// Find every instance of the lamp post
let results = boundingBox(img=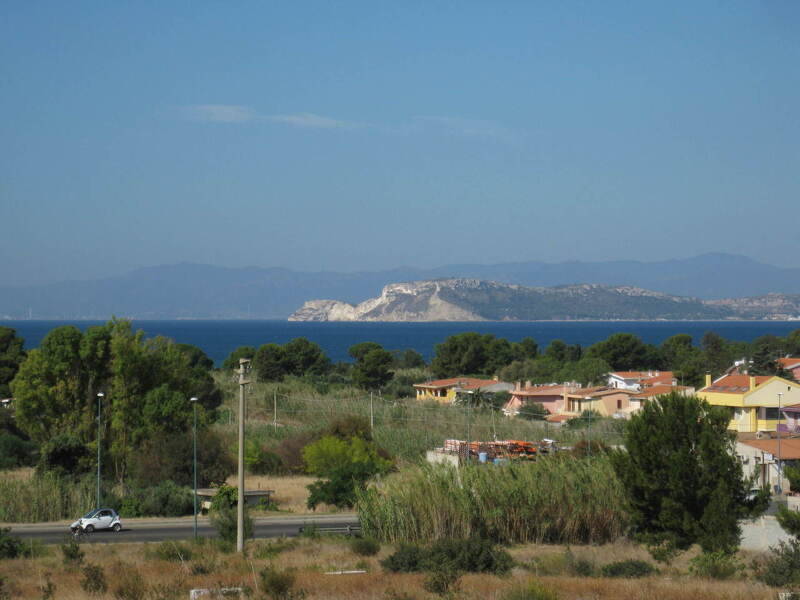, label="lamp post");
[190,397,198,540]
[778,392,784,493]
[96,392,104,510]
